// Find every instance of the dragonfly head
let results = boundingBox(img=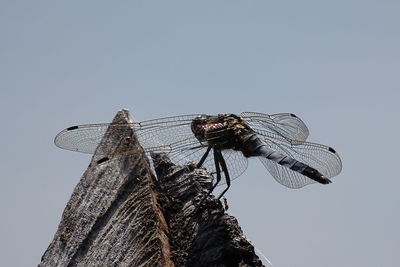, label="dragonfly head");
[191,115,212,141]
